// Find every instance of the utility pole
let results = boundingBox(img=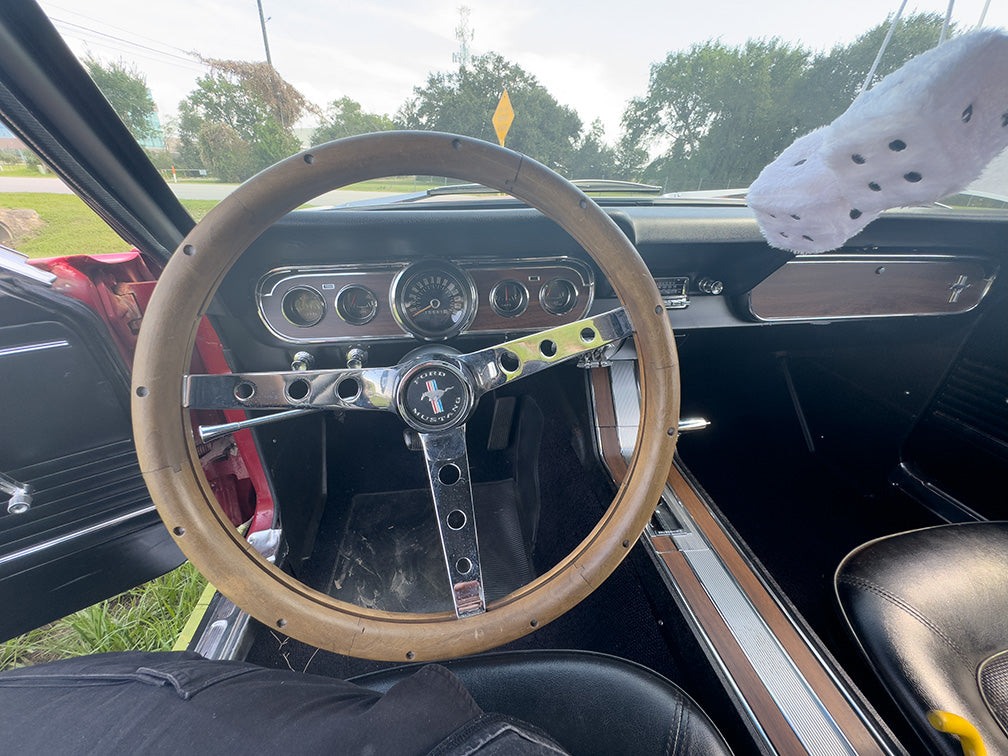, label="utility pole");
[256,0,273,67]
